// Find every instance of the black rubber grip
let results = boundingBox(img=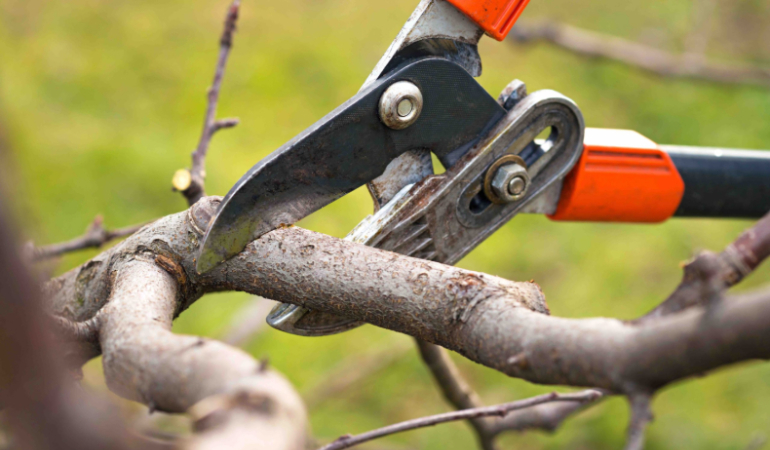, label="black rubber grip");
[663,146,770,219]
